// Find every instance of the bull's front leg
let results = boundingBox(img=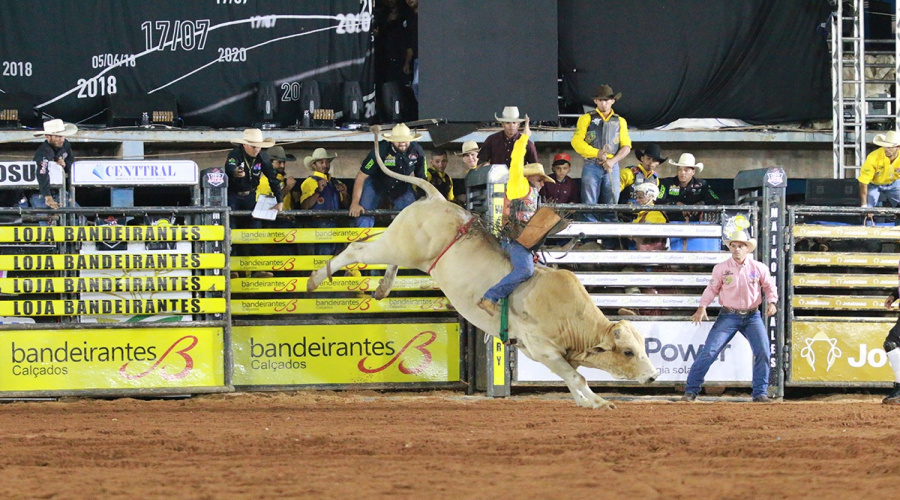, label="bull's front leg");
[308,240,394,292]
[529,345,615,409]
[373,265,399,300]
